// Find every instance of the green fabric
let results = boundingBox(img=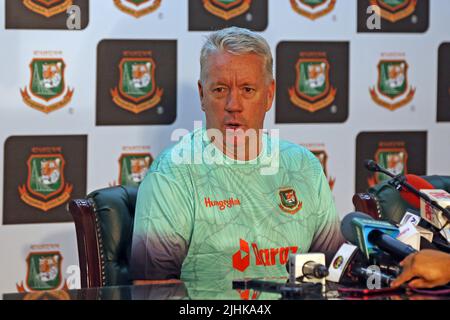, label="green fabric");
[131,128,343,283]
